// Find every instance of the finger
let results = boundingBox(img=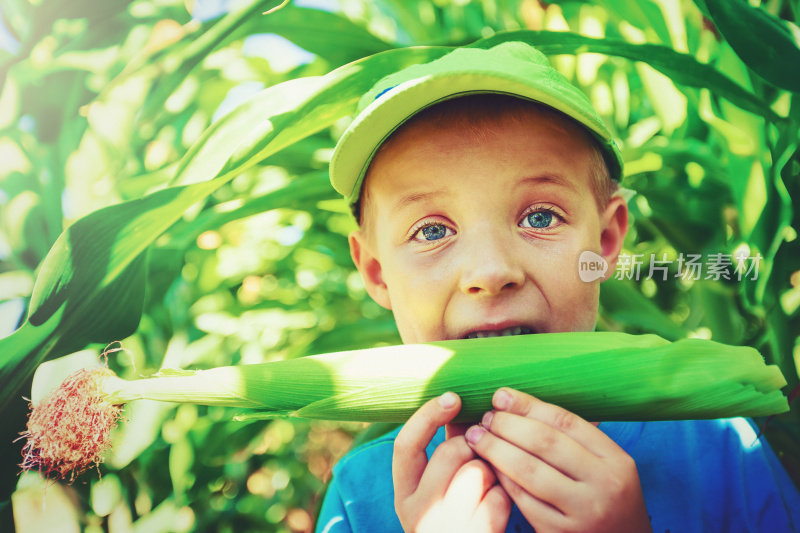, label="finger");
[494,468,567,531]
[473,484,511,531]
[393,392,461,500]
[482,410,597,480]
[442,458,497,512]
[492,388,620,457]
[465,424,577,511]
[415,436,475,500]
[445,422,470,440]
